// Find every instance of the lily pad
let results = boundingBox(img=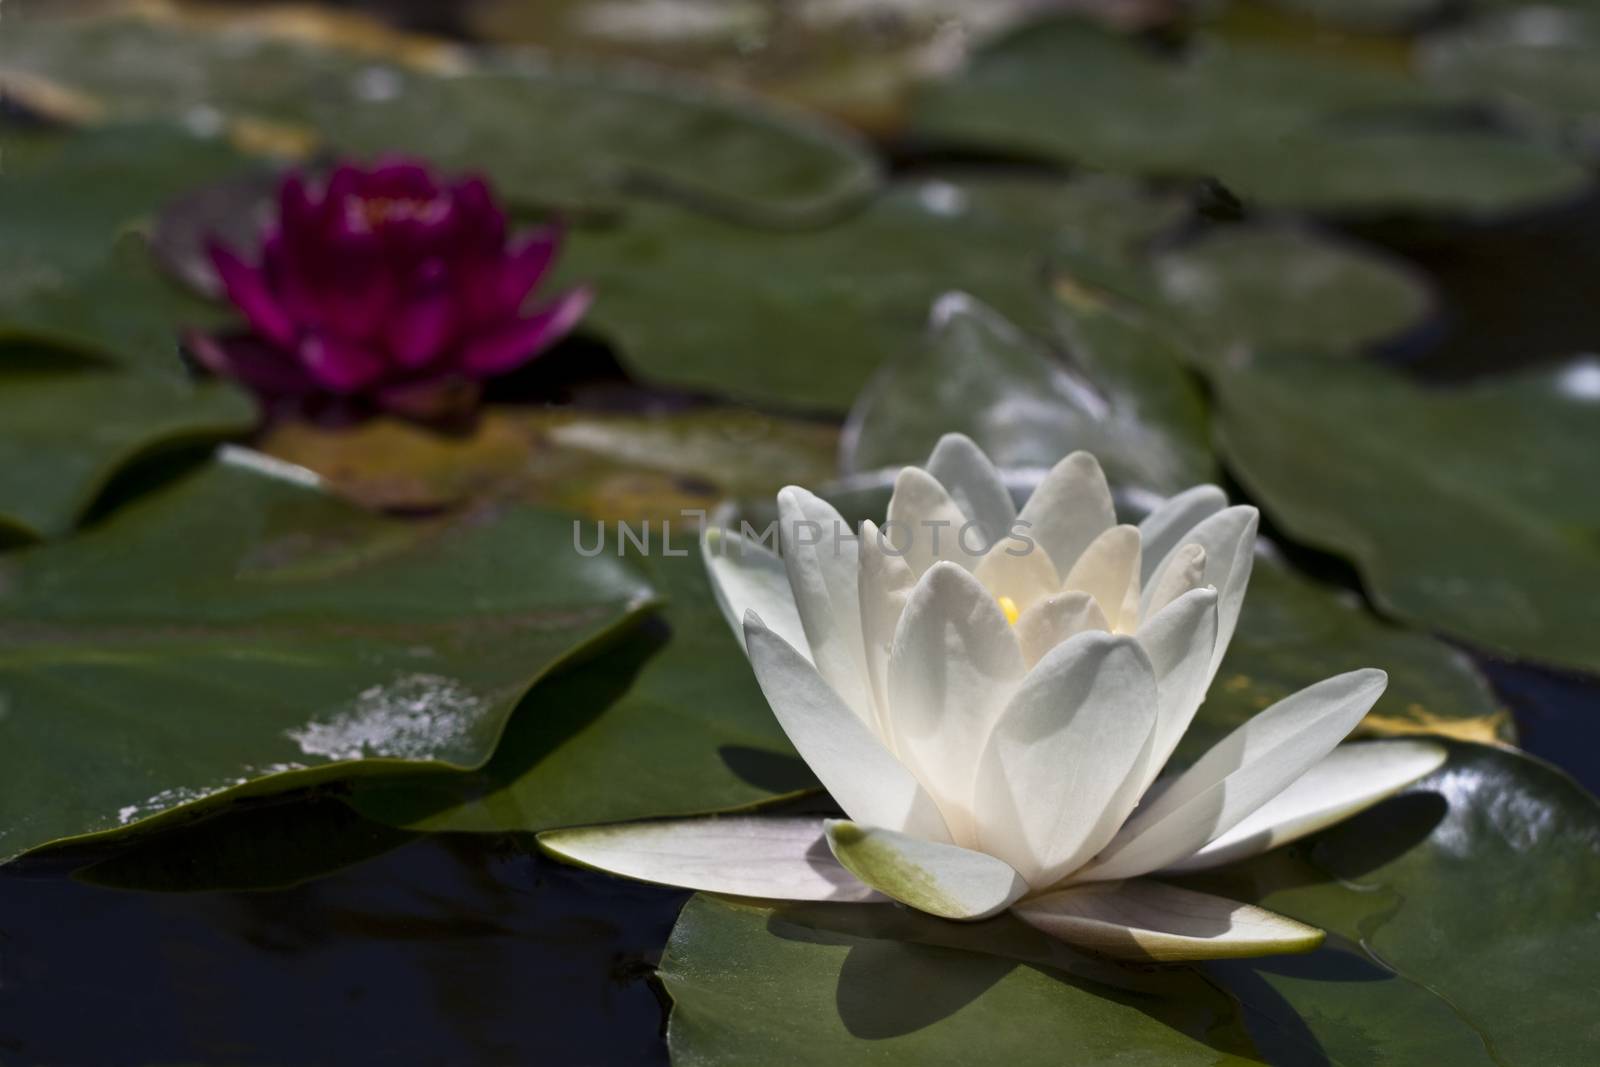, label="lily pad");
[1421,8,1600,157]
[0,7,879,224]
[464,0,1072,132]
[912,18,1589,215]
[841,291,1215,493]
[1190,551,1511,760]
[1151,225,1434,358]
[1213,353,1600,674]
[1187,743,1600,1065]
[260,407,837,516]
[660,744,1596,1064]
[345,550,813,834]
[559,173,1189,411]
[0,351,255,542]
[0,124,250,372]
[0,451,653,863]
